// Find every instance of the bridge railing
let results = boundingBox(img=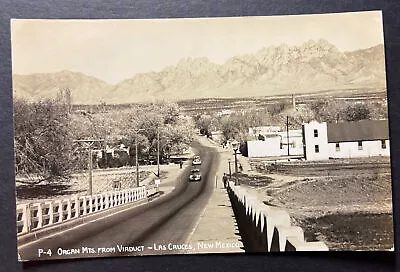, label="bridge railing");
[227,181,328,252]
[16,186,149,236]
